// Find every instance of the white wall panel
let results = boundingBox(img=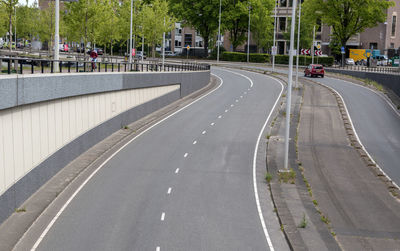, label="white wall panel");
[0,116,4,194]
[0,84,179,196]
